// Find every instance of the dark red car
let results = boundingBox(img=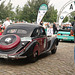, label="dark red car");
[0,23,58,62]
